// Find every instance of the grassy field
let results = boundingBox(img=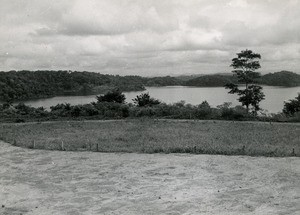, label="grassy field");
[0,119,299,157]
